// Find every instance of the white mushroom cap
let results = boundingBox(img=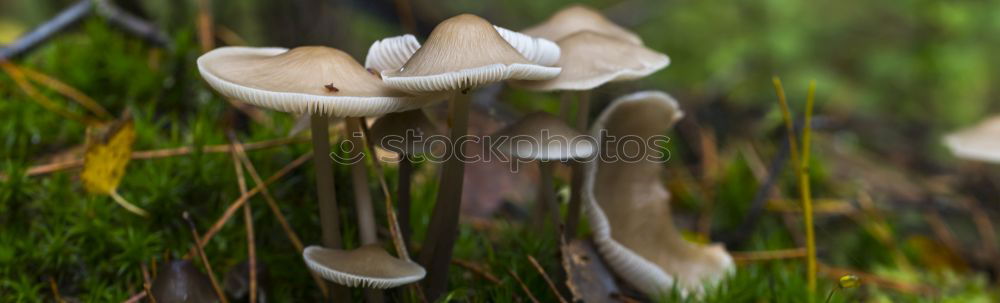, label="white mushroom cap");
[513,31,669,91]
[369,109,443,155]
[944,115,1000,163]
[522,4,643,45]
[365,27,560,73]
[584,91,733,297]
[381,14,561,93]
[491,111,594,161]
[303,245,426,289]
[197,46,437,117]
